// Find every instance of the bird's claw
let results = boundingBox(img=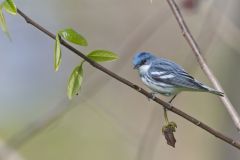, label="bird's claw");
[148,92,157,101]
